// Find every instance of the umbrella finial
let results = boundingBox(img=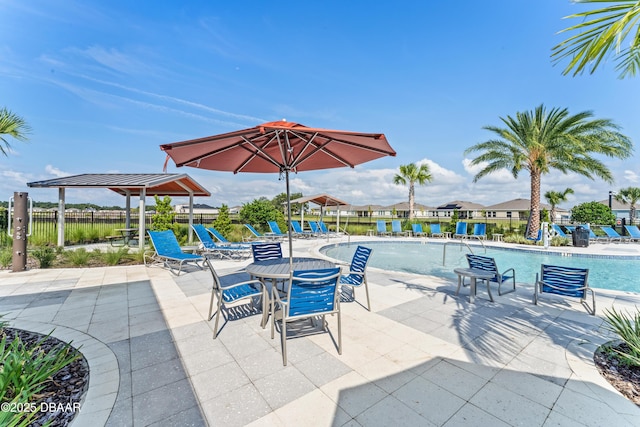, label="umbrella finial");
[282,118,287,122]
